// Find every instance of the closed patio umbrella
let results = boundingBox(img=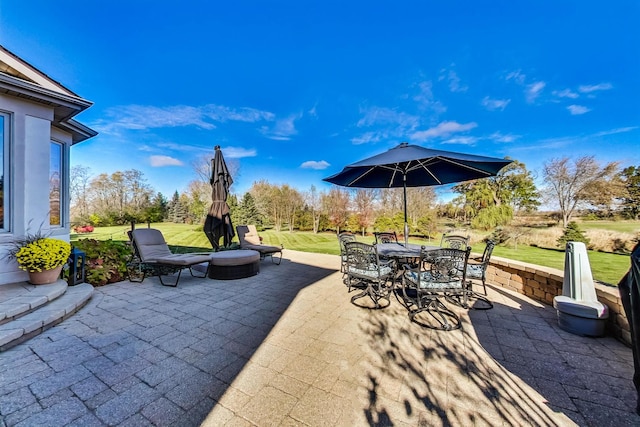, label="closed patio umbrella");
[323,142,513,244]
[204,146,235,250]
